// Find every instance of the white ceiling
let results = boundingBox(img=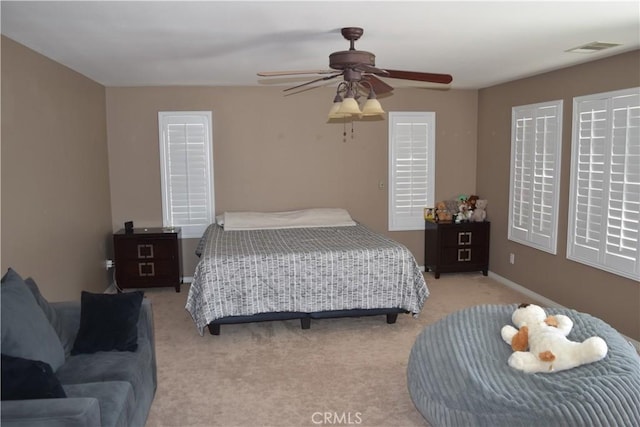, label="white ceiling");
[1,1,639,90]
